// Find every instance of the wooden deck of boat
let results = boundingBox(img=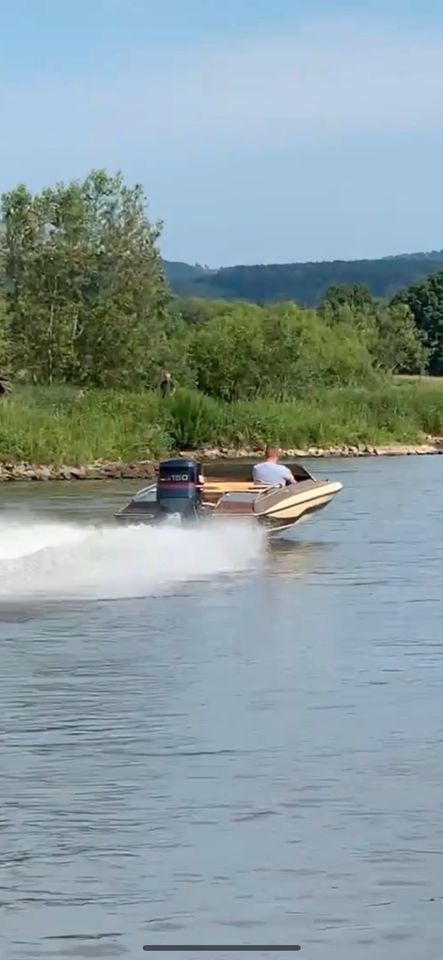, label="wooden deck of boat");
[203,480,266,489]
[203,480,267,498]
